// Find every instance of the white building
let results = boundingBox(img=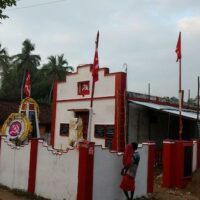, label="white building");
[50,64,126,151]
